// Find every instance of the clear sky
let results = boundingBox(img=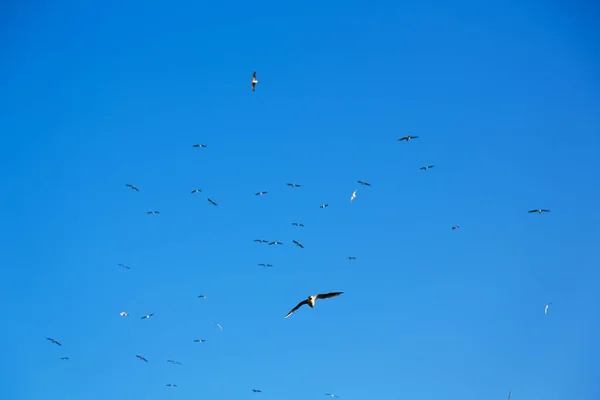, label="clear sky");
[1,1,599,399]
